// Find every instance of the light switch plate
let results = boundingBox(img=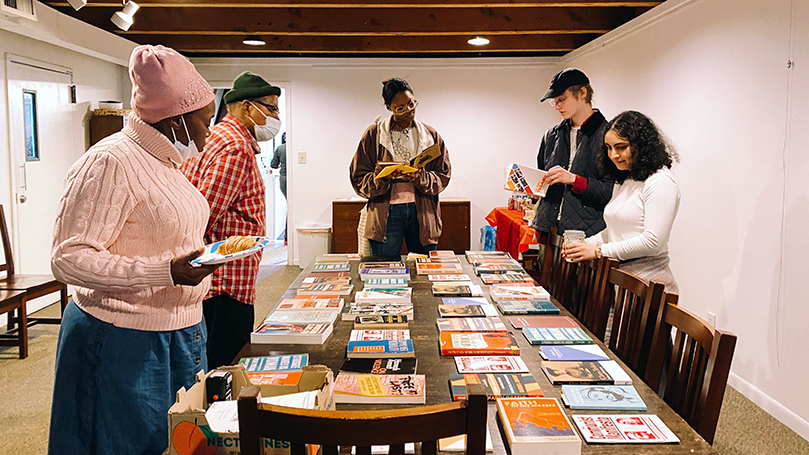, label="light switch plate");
[298,150,307,164]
